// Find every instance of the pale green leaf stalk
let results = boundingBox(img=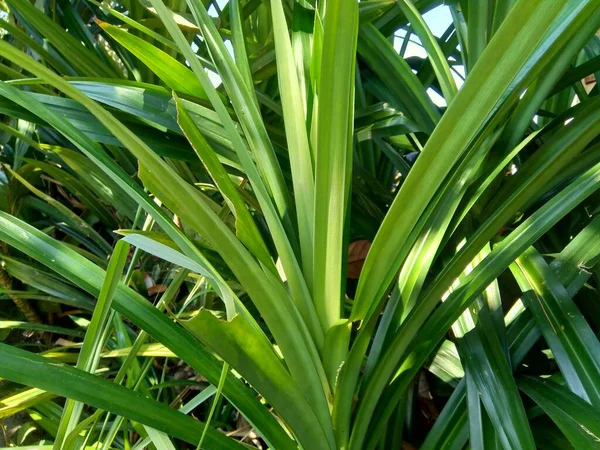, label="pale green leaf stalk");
[271,0,316,291]
[313,0,359,332]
